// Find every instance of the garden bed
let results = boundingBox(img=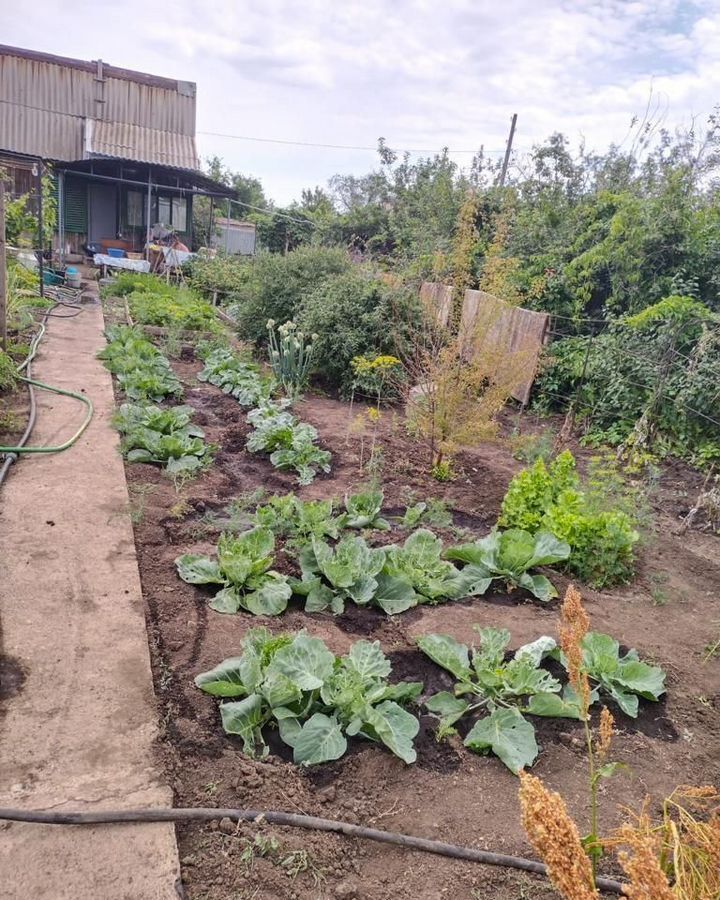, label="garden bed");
[114,339,720,900]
